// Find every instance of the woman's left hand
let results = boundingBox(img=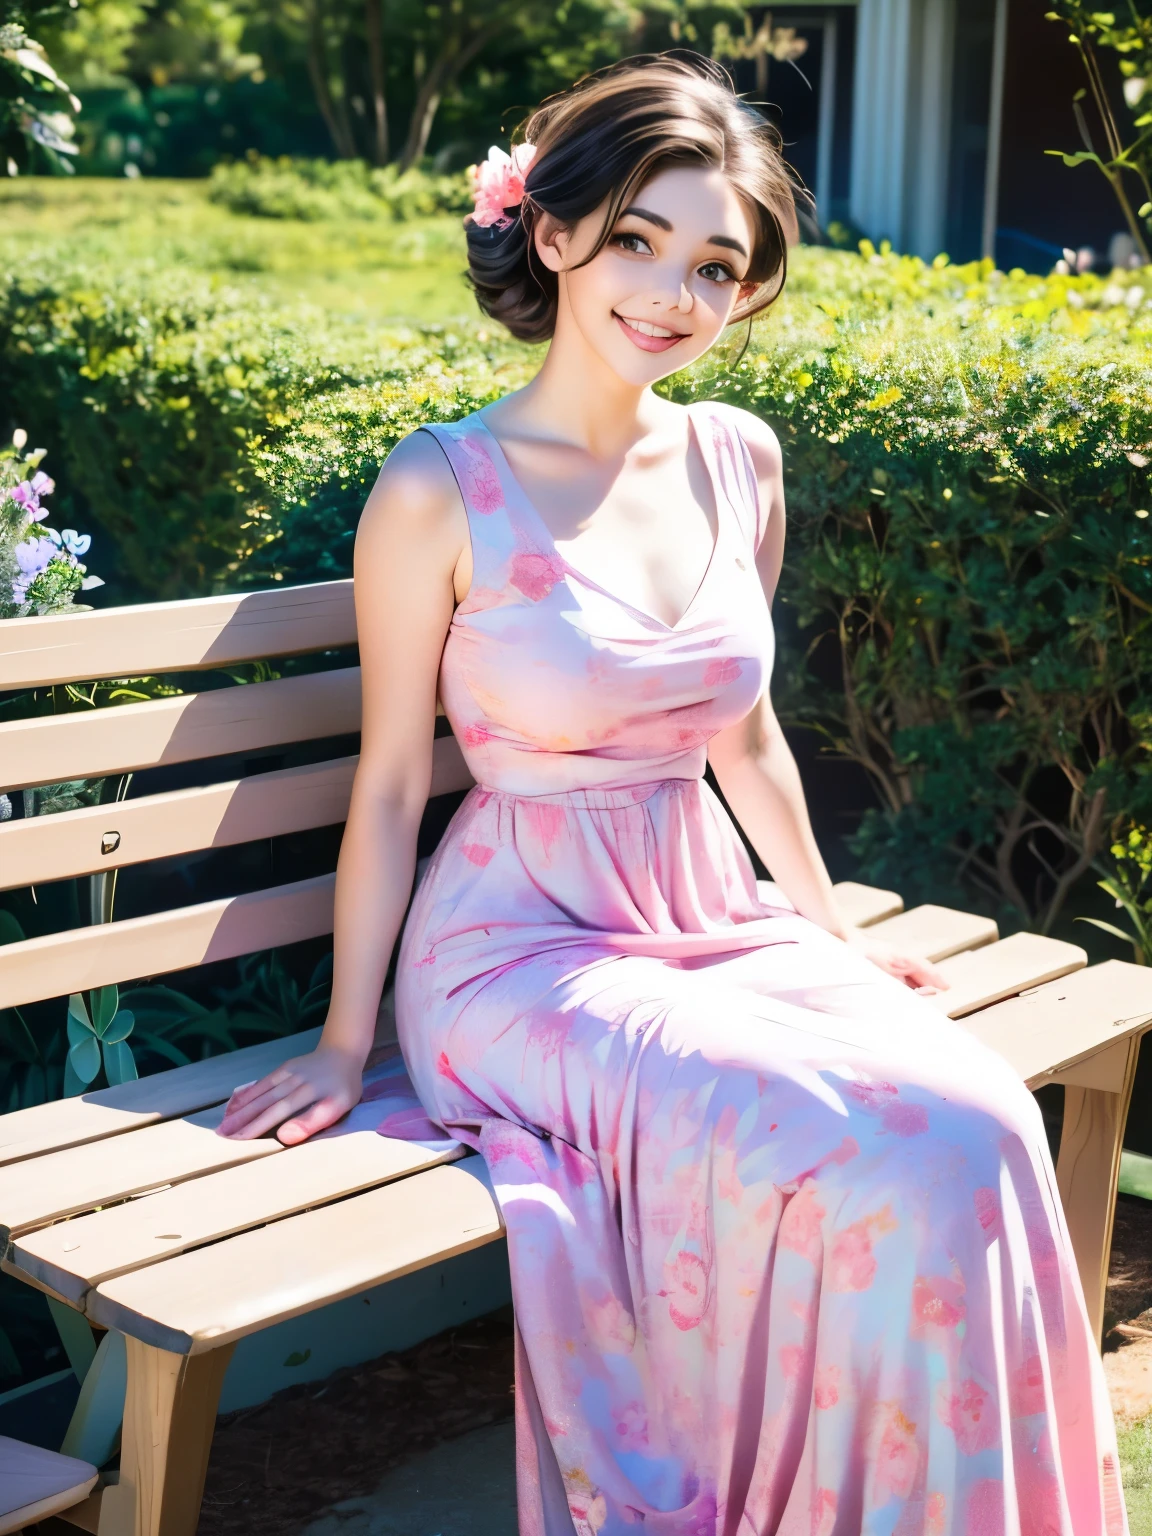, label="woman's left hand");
[845,930,950,993]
